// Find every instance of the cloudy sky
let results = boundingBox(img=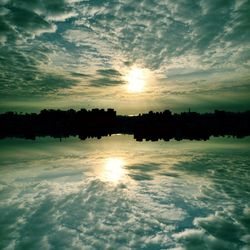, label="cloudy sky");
[0,0,250,114]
